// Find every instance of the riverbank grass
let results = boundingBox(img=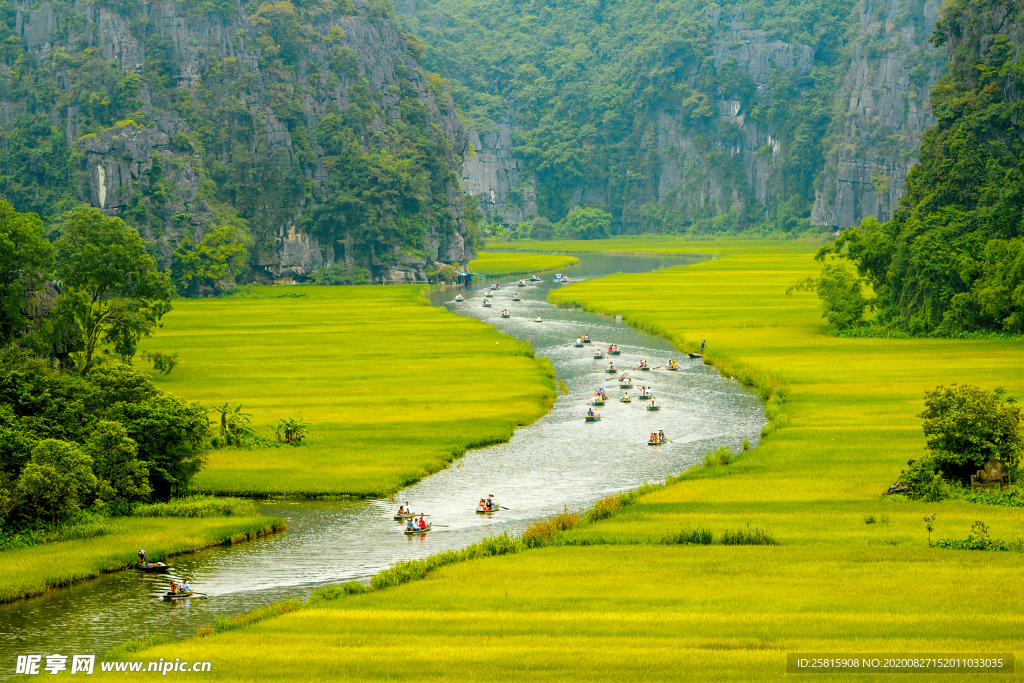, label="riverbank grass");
[468,251,580,277]
[139,285,555,497]
[0,514,284,603]
[106,240,1024,679]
